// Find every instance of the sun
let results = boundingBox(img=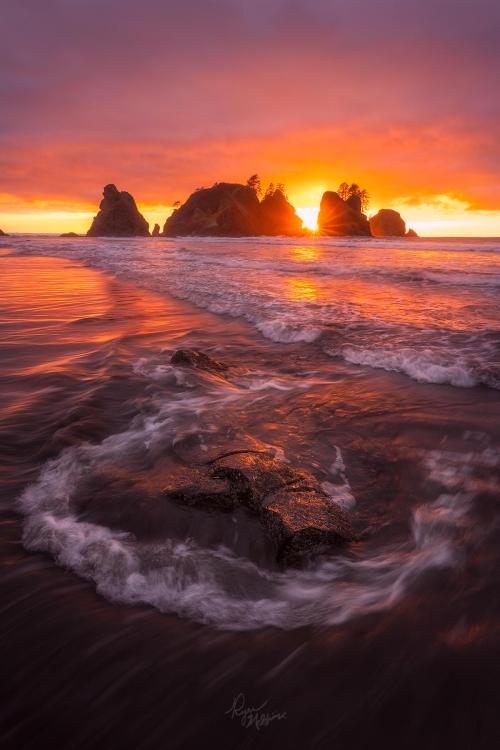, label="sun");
[296,206,320,231]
